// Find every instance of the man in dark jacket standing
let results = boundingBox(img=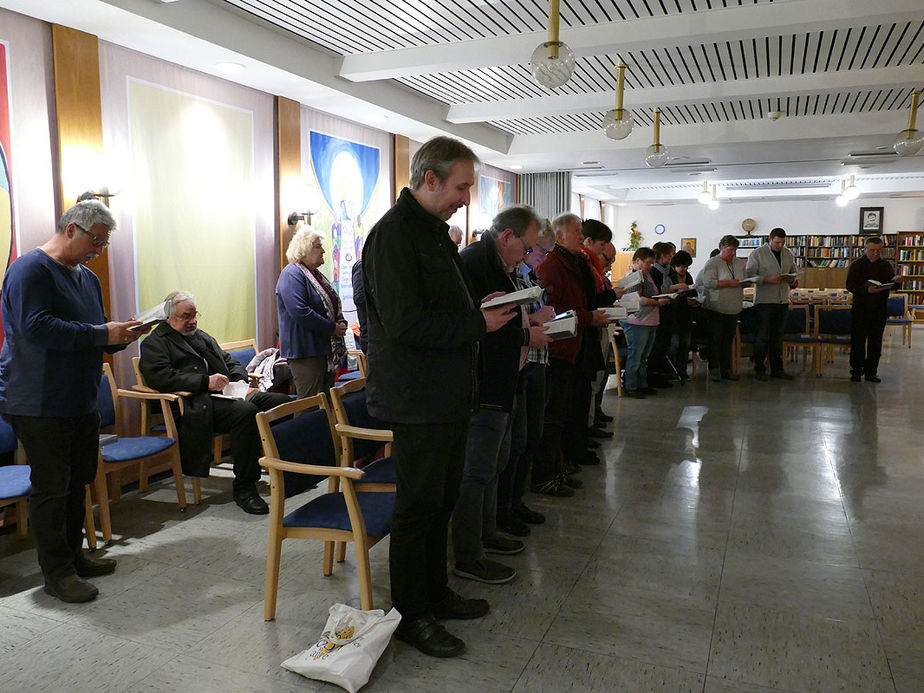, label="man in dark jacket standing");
[362,136,514,658]
[452,205,552,586]
[846,236,898,382]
